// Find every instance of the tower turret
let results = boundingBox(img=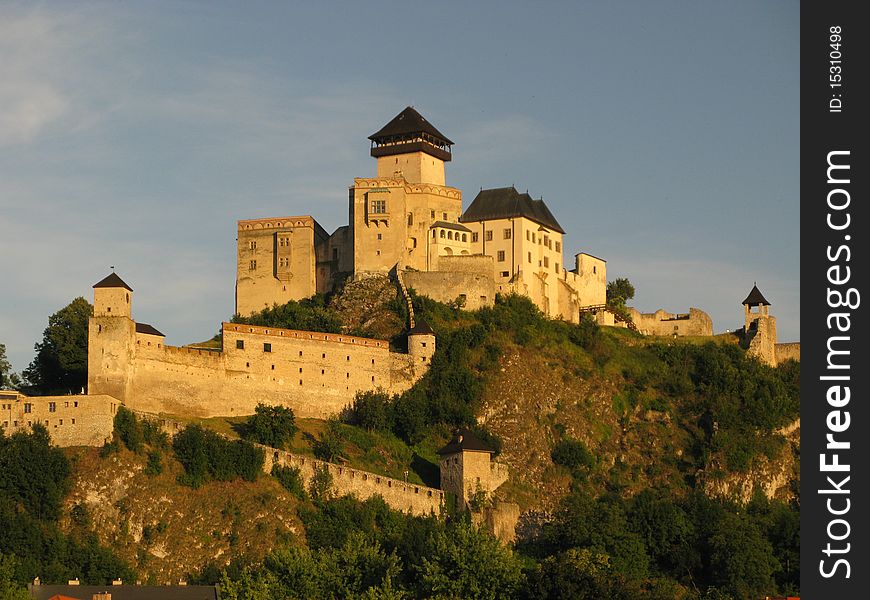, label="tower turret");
[742,283,771,332]
[93,272,133,317]
[407,319,436,366]
[88,272,135,400]
[368,106,453,185]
